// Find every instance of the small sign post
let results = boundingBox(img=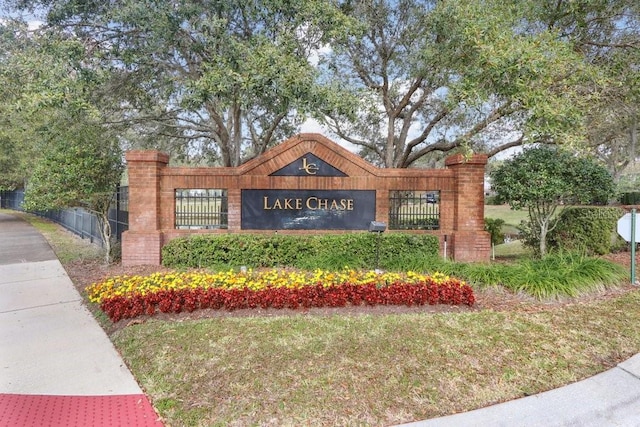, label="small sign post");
[633,210,637,286]
[617,209,638,285]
